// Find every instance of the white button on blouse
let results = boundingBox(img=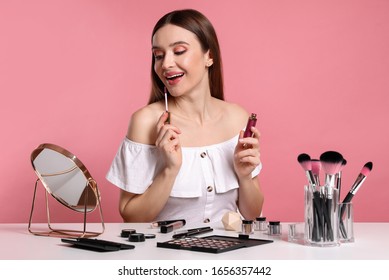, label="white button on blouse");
[106,135,262,225]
